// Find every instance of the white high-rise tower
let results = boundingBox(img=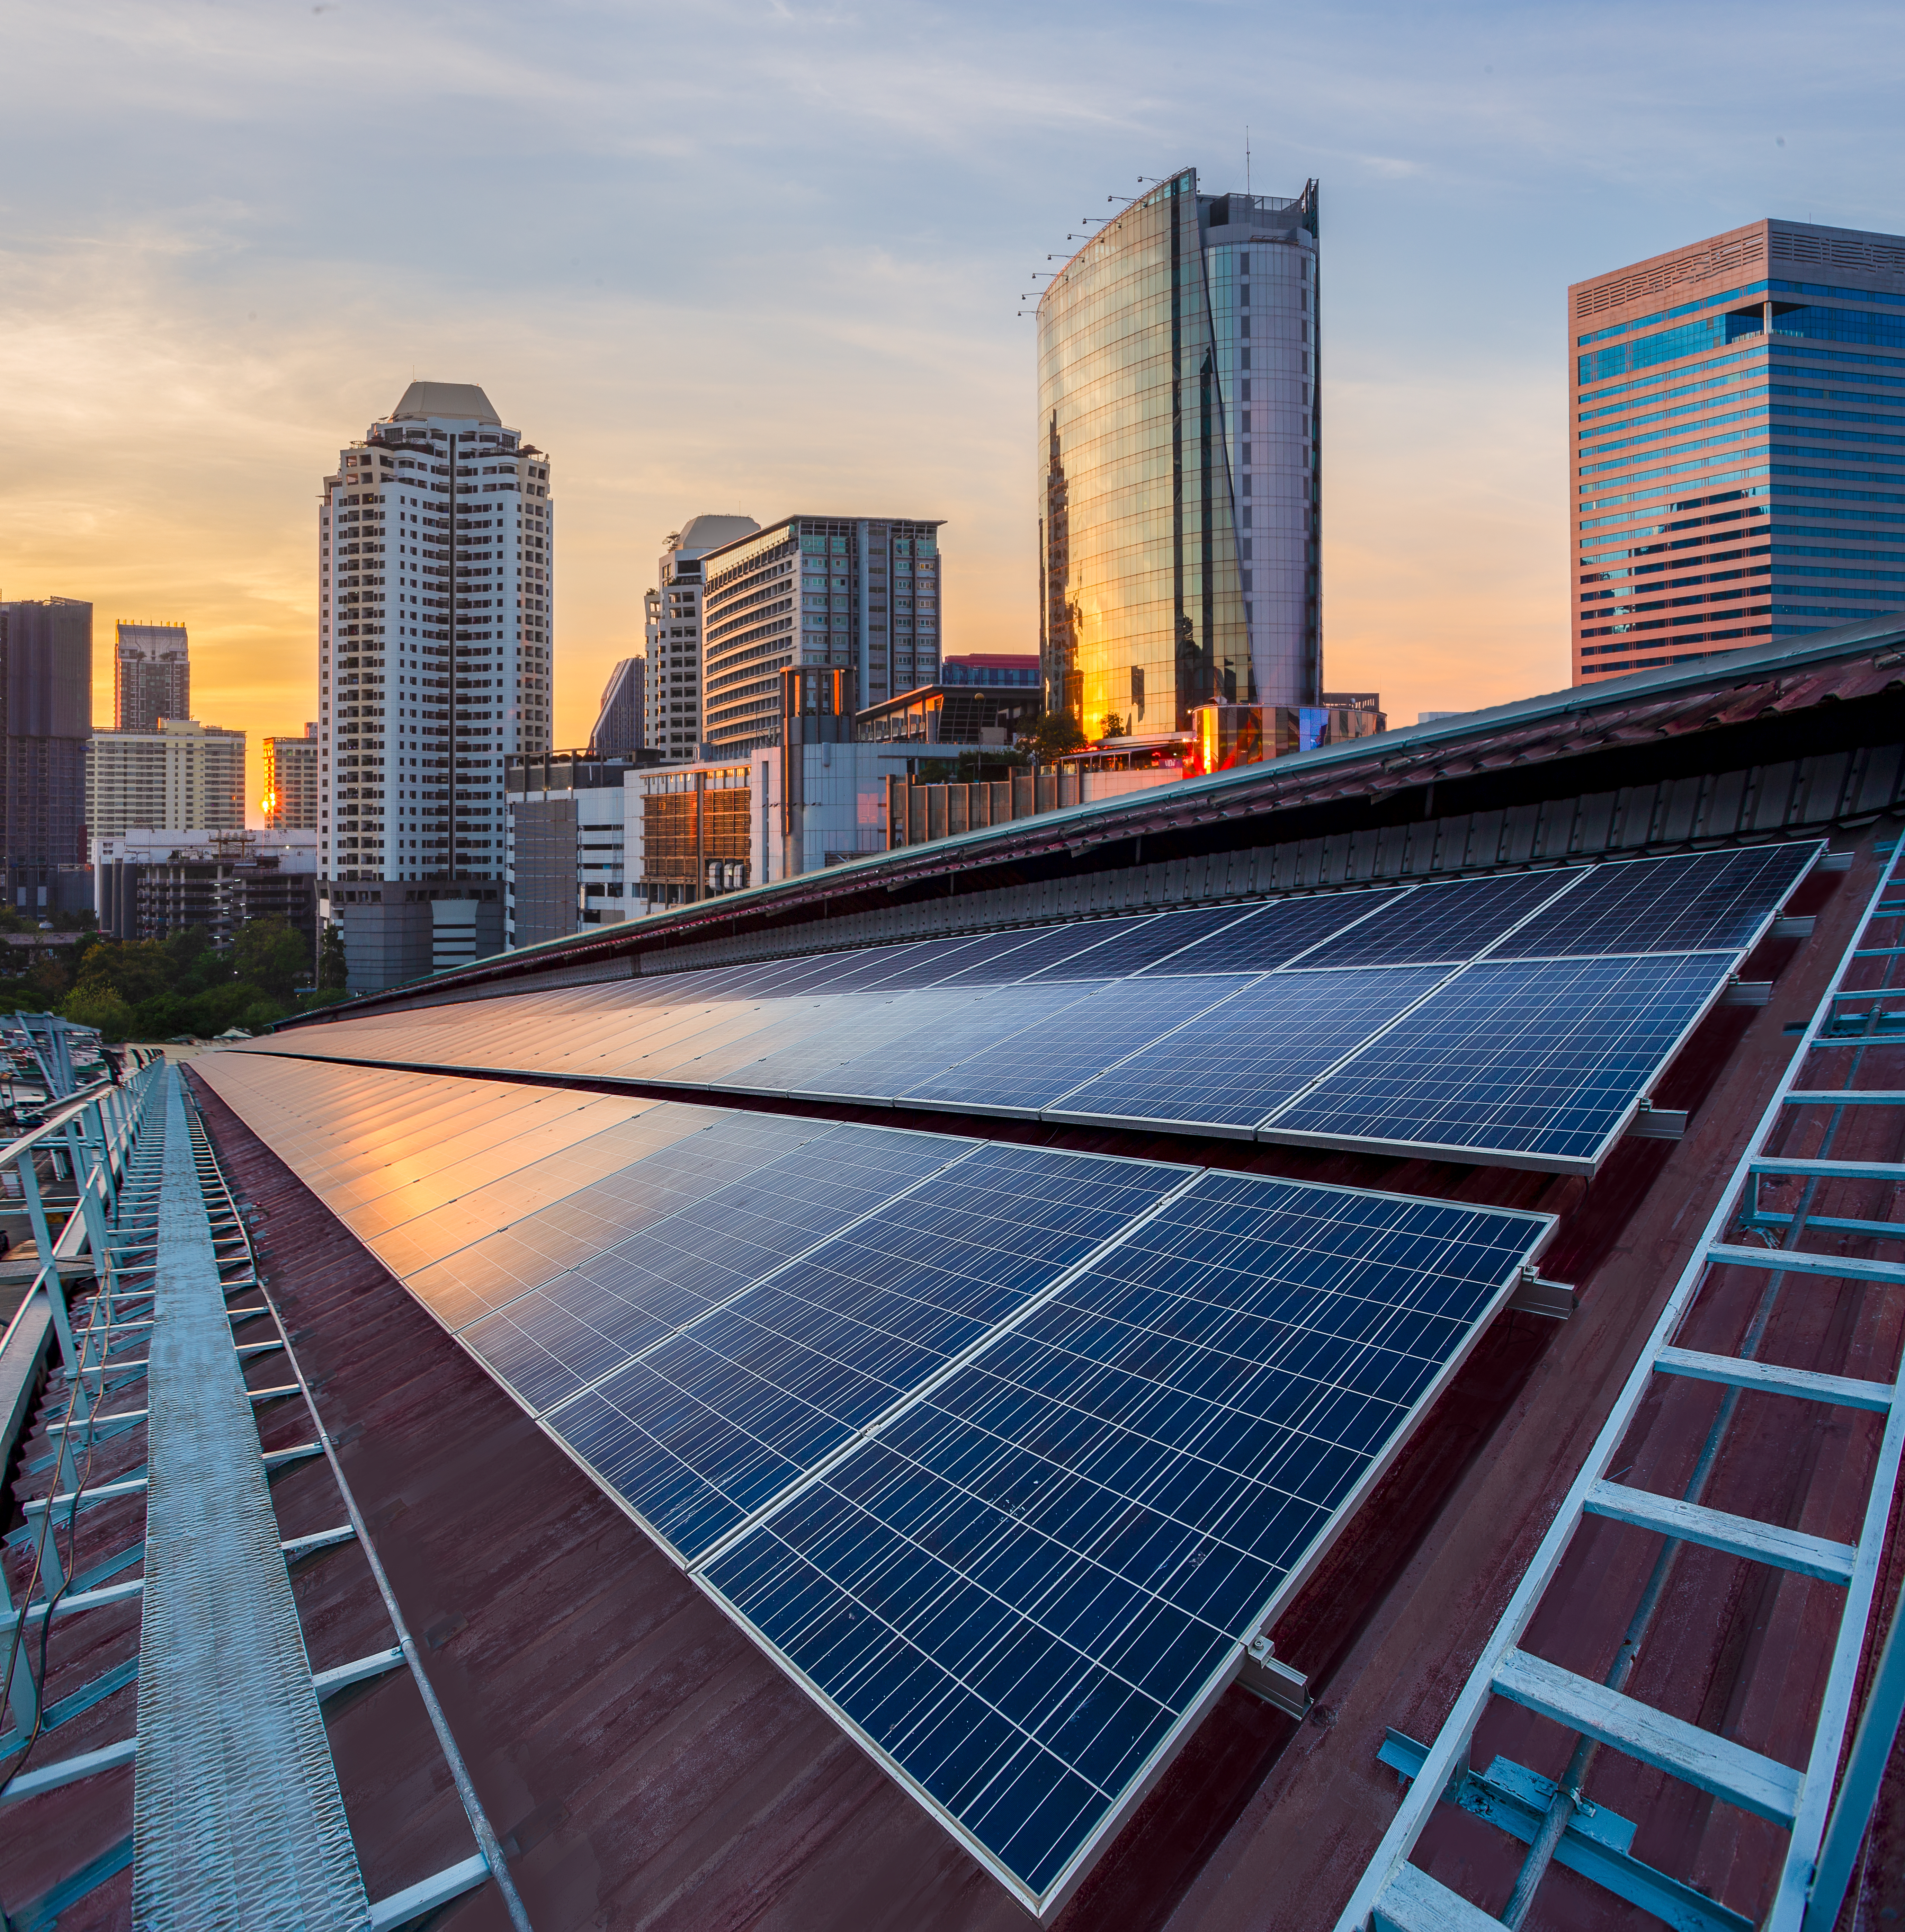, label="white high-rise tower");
[318,381,554,988]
